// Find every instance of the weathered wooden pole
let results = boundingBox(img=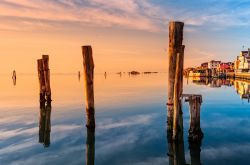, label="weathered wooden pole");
[173,53,181,140]
[38,59,46,101]
[42,55,51,101]
[167,21,184,135]
[82,46,95,129]
[12,70,16,80]
[37,55,52,148]
[12,70,17,86]
[179,46,185,96]
[187,95,203,141]
[78,71,81,81]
